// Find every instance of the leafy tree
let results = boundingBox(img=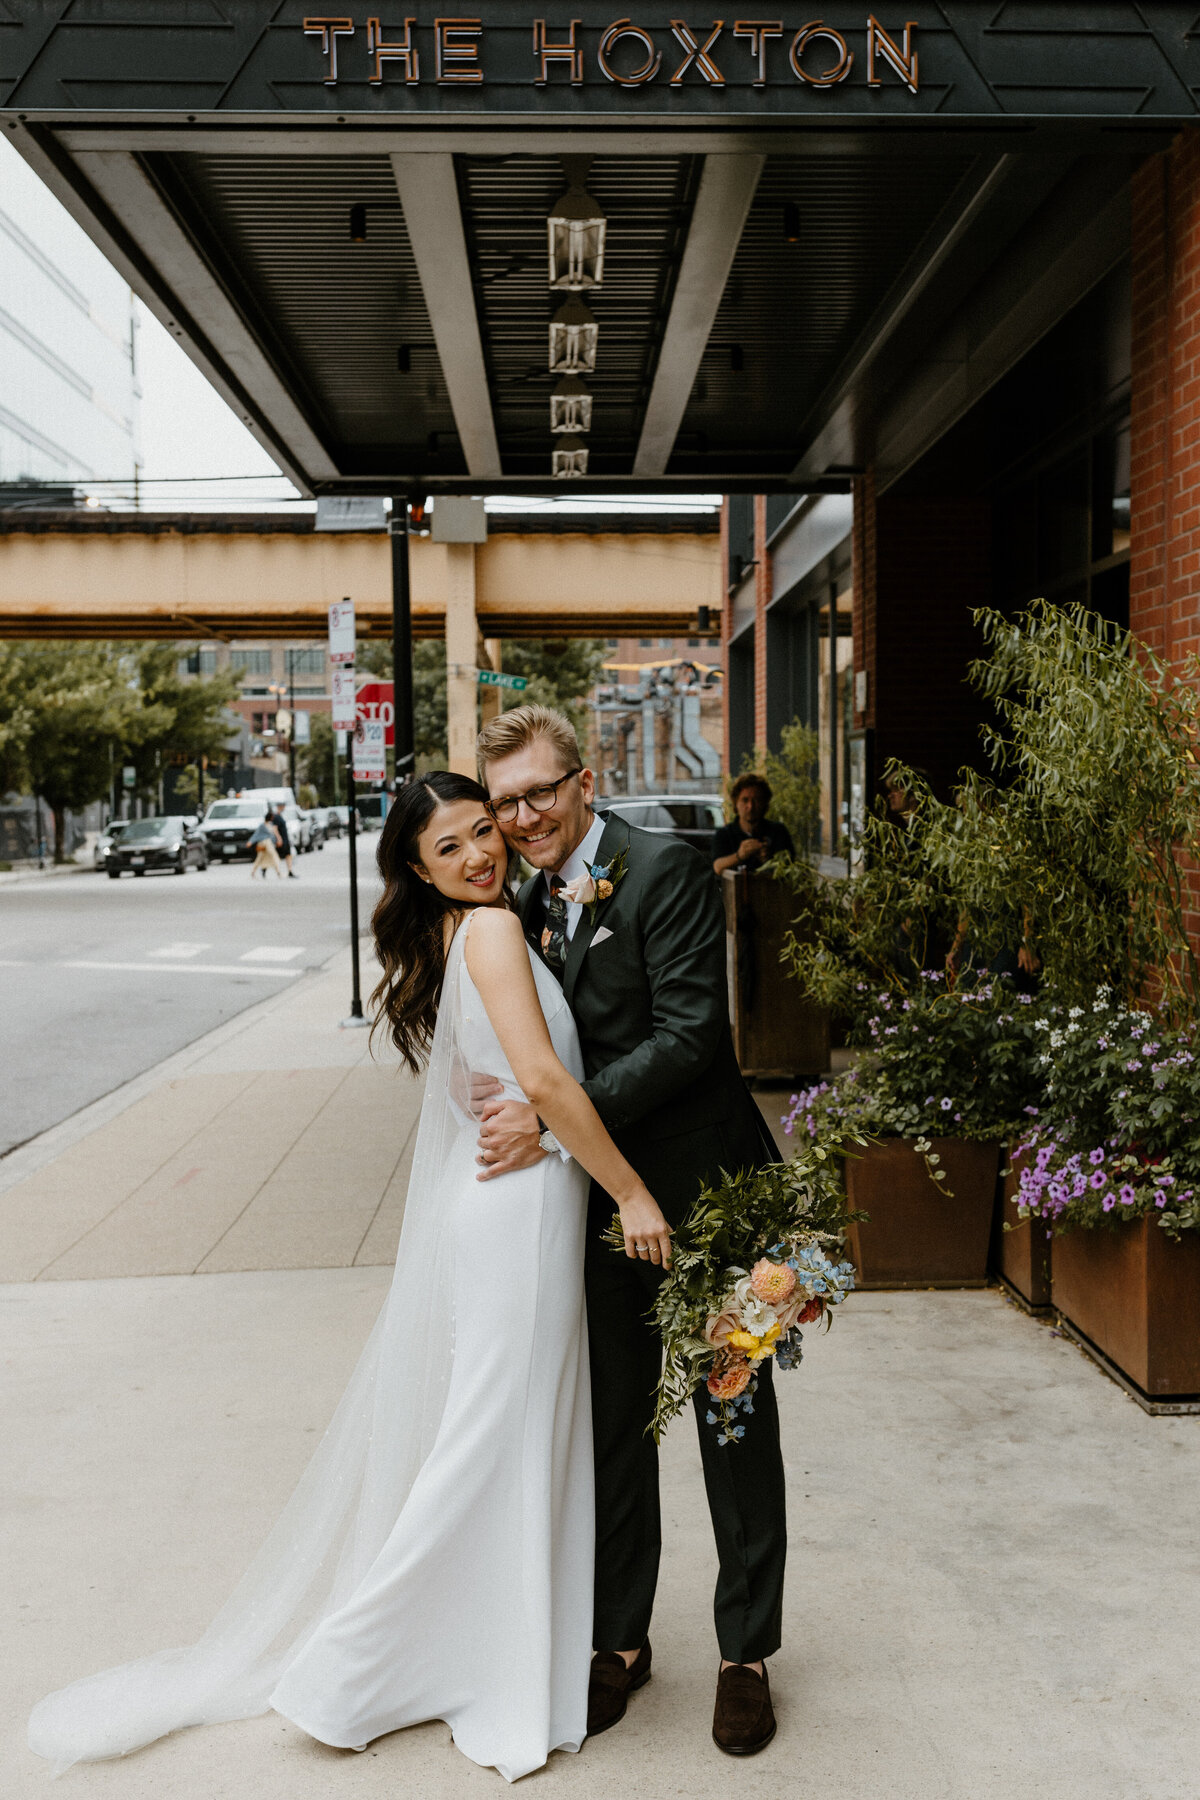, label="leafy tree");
[0,642,159,860]
[779,786,962,1034]
[499,638,607,745]
[126,646,241,806]
[299,709,339,803]
[919,601,1200,1017]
